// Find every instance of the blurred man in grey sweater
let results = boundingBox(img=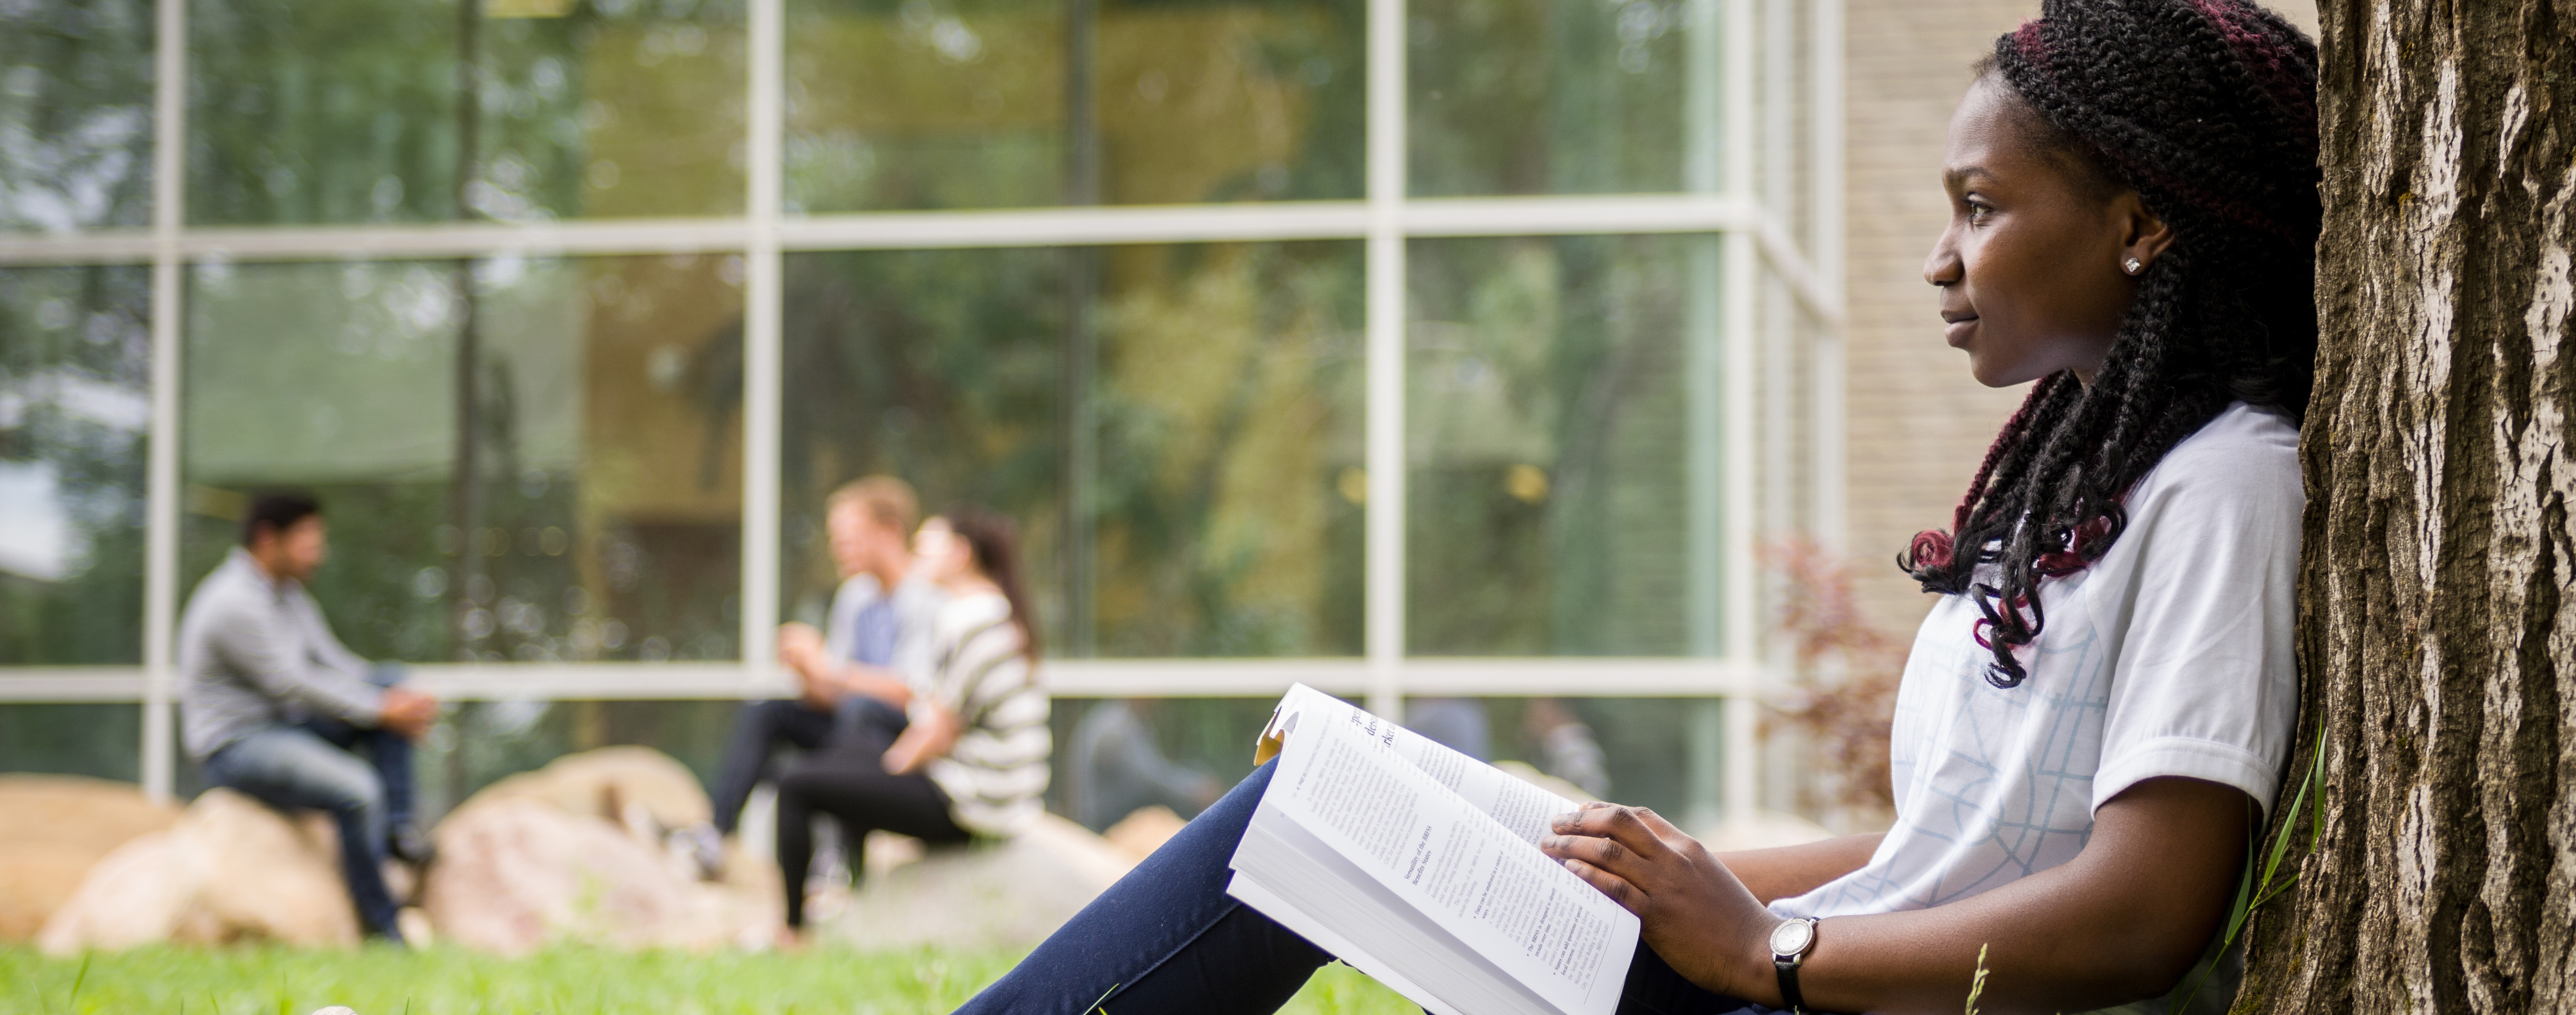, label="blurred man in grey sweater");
[177,492,439,943]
